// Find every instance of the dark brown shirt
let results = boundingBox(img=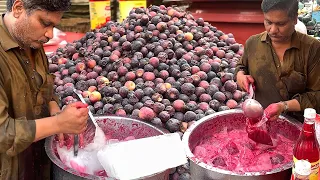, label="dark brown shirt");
[0,15,58,180]
[236,31,320,121]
